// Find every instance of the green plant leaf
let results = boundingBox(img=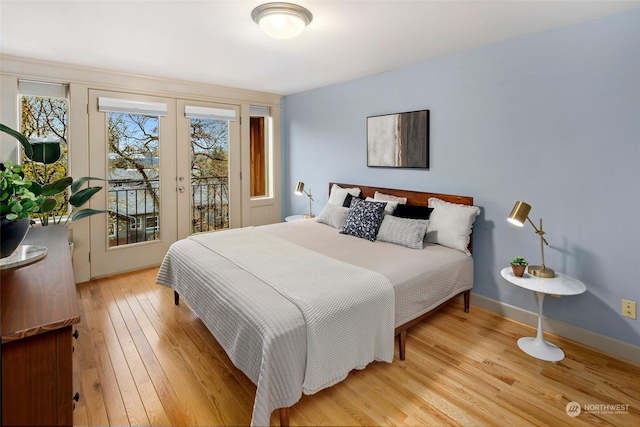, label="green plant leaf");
[29,181,43,196]
[509,256,528,266]
[70,208,109,222]
[41,176,73,196]
[0,124,33,159]
[30,141,61,164]
[39,198,57,213]
[69,186,102,207]
[71,176,105,194]
[7,163,25,179]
